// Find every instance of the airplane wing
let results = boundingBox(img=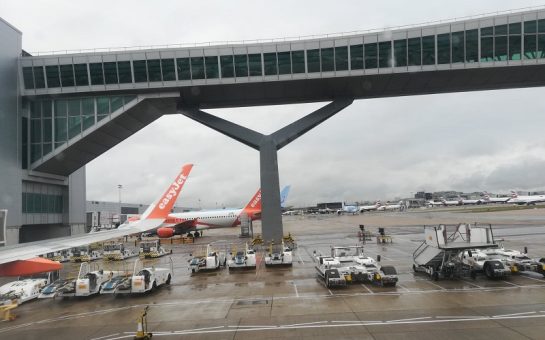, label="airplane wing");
[0,163,193,266]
